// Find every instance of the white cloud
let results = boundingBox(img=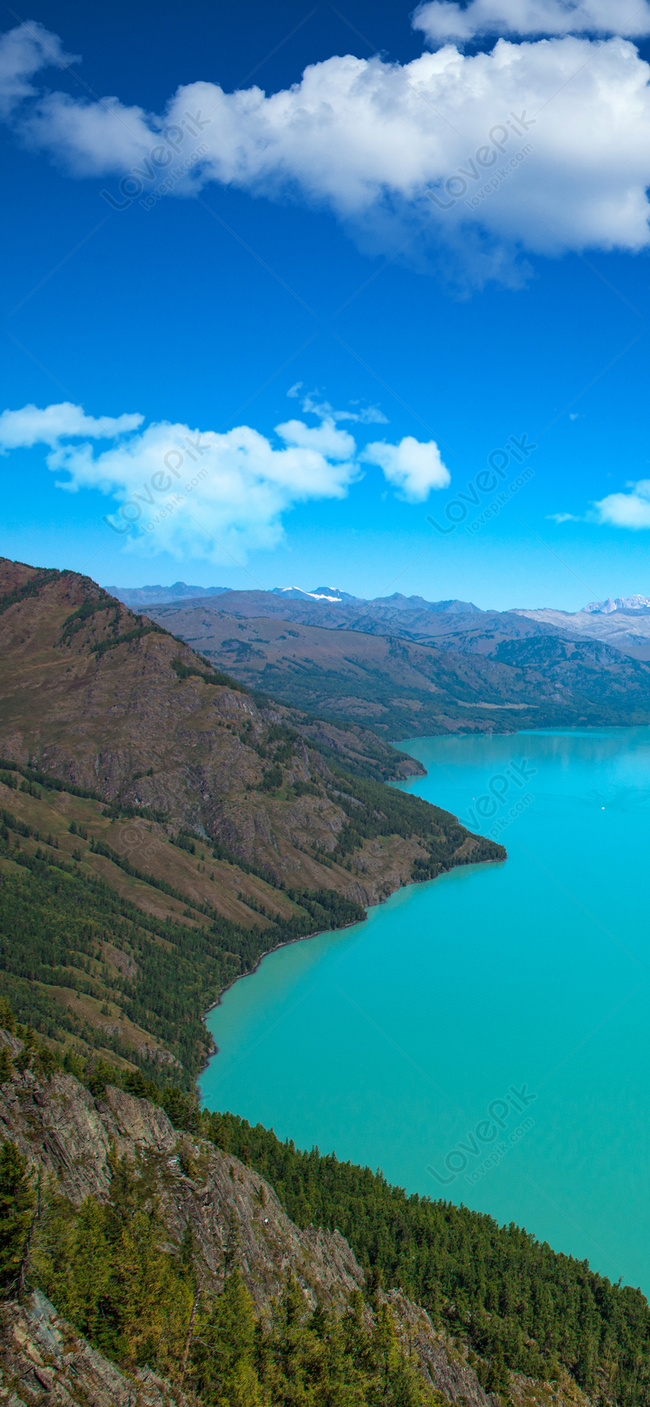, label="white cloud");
[274,417,356,459]
[413,1,650,43]
[0,401,143,449]
[362,435,450,501]
[1,402,361,560]
[592,480,650,528]
[3,22,650,283]
[288,386,389,424]
[0,20,77,118]
[551,479,650,528]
